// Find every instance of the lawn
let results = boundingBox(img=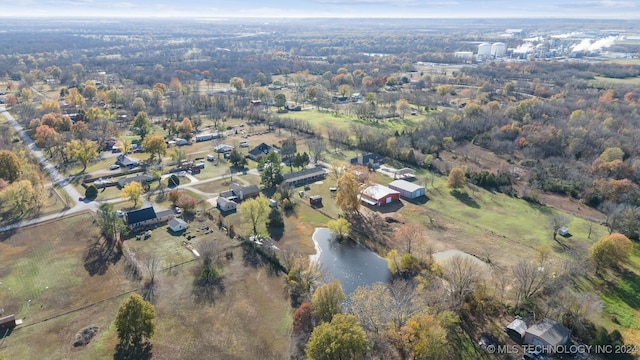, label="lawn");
[592,75,640,86]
